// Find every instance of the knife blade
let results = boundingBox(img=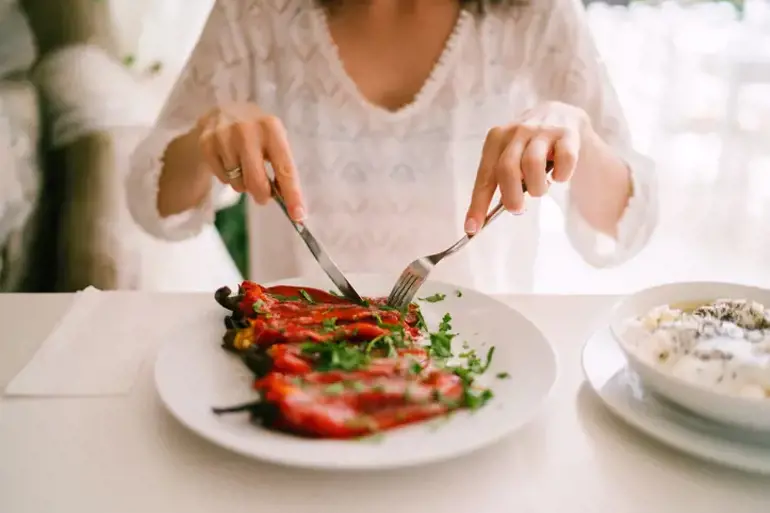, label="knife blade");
[267,177,364,304]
